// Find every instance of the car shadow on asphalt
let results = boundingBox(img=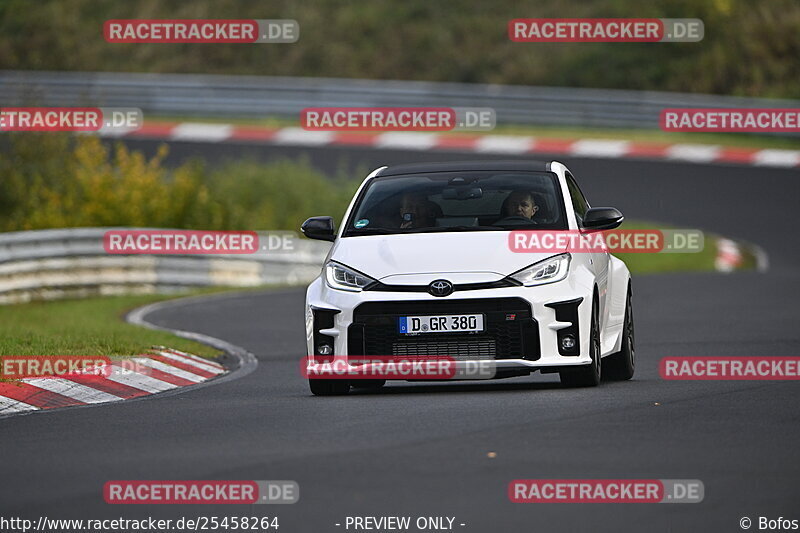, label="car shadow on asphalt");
[348,379,570,396]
